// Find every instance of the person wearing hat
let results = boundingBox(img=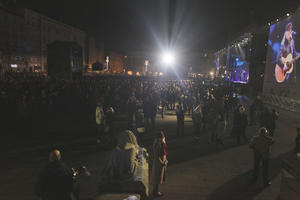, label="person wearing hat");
[249,127,275,187]
[35,149,75,200]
